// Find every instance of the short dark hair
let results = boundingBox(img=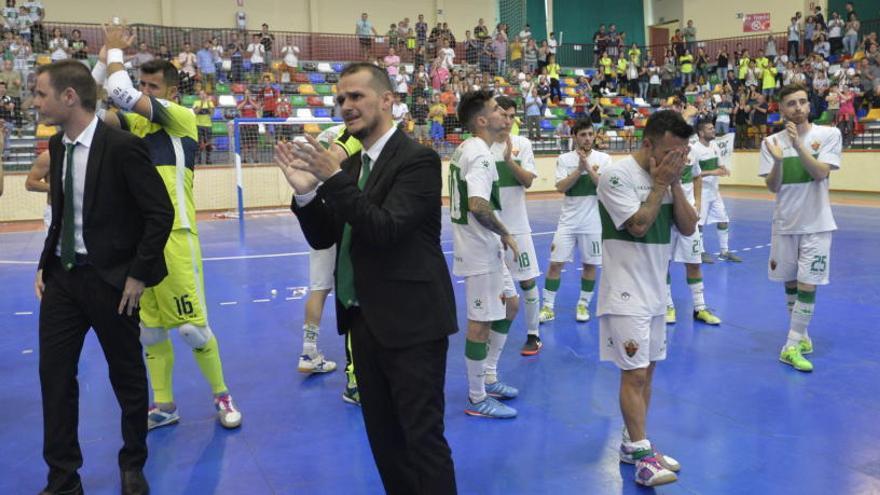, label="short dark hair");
[140,59,179,87]
[778,82,809,102]
[643,110,693,141]
[36,59,97,111]
[571,118,593,136]
[457,89,495,132]
[495,95,516,111]
[694,117,714,131]
[340,62,394,94]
